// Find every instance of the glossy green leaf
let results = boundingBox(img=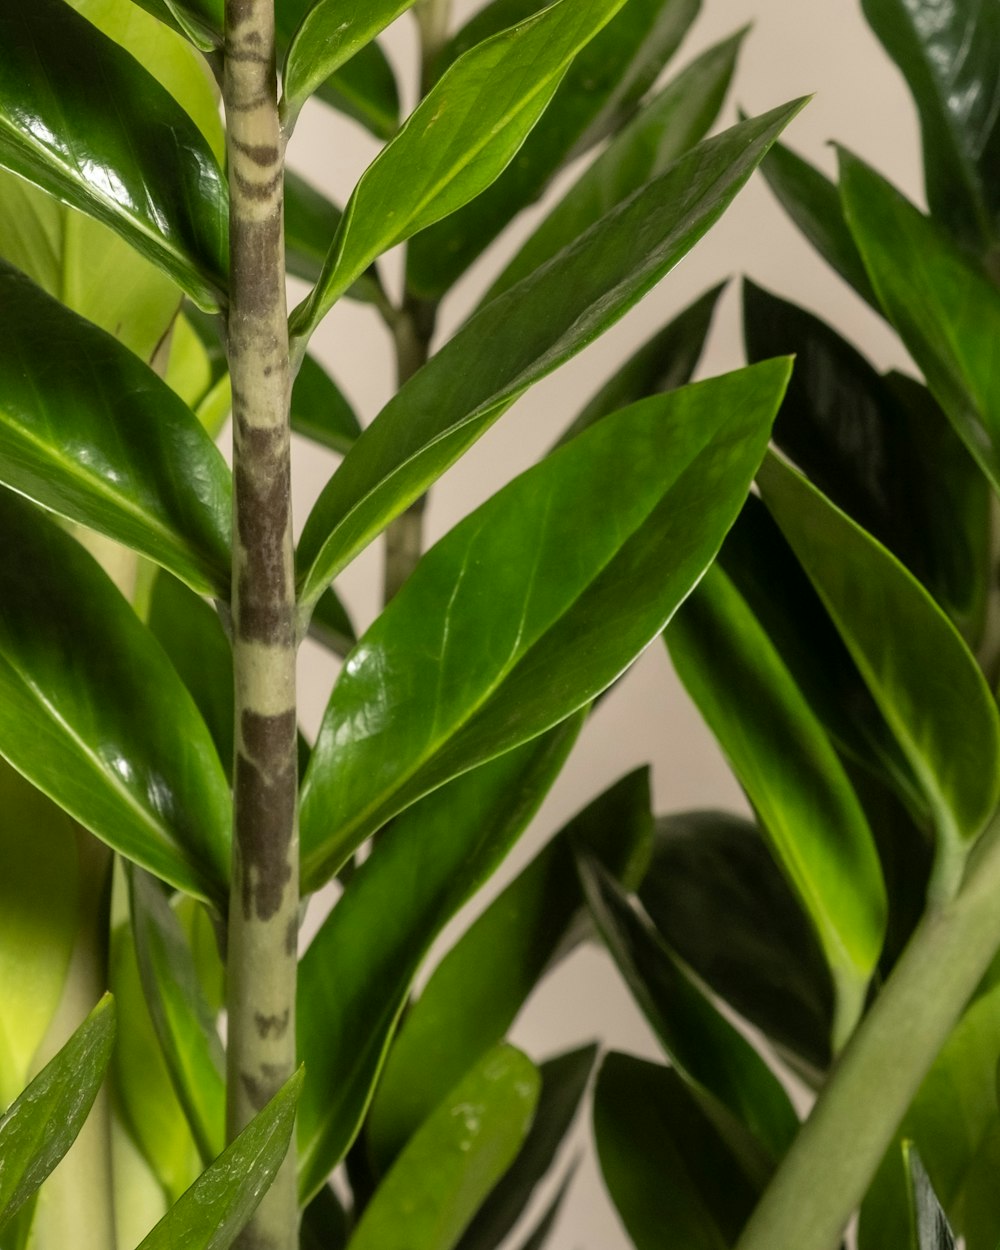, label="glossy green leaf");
[759,138,878,309]
[0,263,232,597]
[0,492,231,903]
[640,810,834,1080]
[291,355,362,456]
[456,1044,597,1250]
[135,1071,302,1250]
[307,586,357,659]
[290,0,629,341]
[0,765,79,1106]
[863,0,1000,252]
[347,1045,539,1250]
[757,451,1000,891]
[579,855,798,1178]
[284,171,385,305]
[300,1185,349,1250]
[553,283,725,450]
[840,151,1000,497]
[296,718,580,1199]
[907,1146,958,1250]
[129,869,225,1166]
[129,0,223,50]
[368,768,652,1169]
[0,995,115,1235]
[407,0,702,299]
[484,31,745,303]
[0,0,228,309]
[593,1053,759,1250]
[666,561,885,1027]
[301,362,787,881]
[296,104,804,605]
